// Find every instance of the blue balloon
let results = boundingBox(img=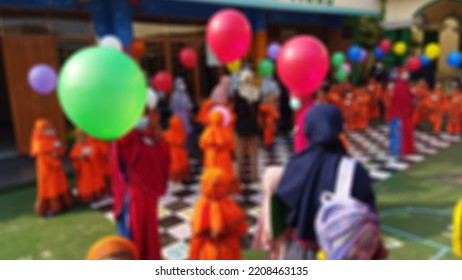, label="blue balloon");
[374,47,385,60]
[447,52,462,68]
[348,45,362,62]
[420,54,431,67]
